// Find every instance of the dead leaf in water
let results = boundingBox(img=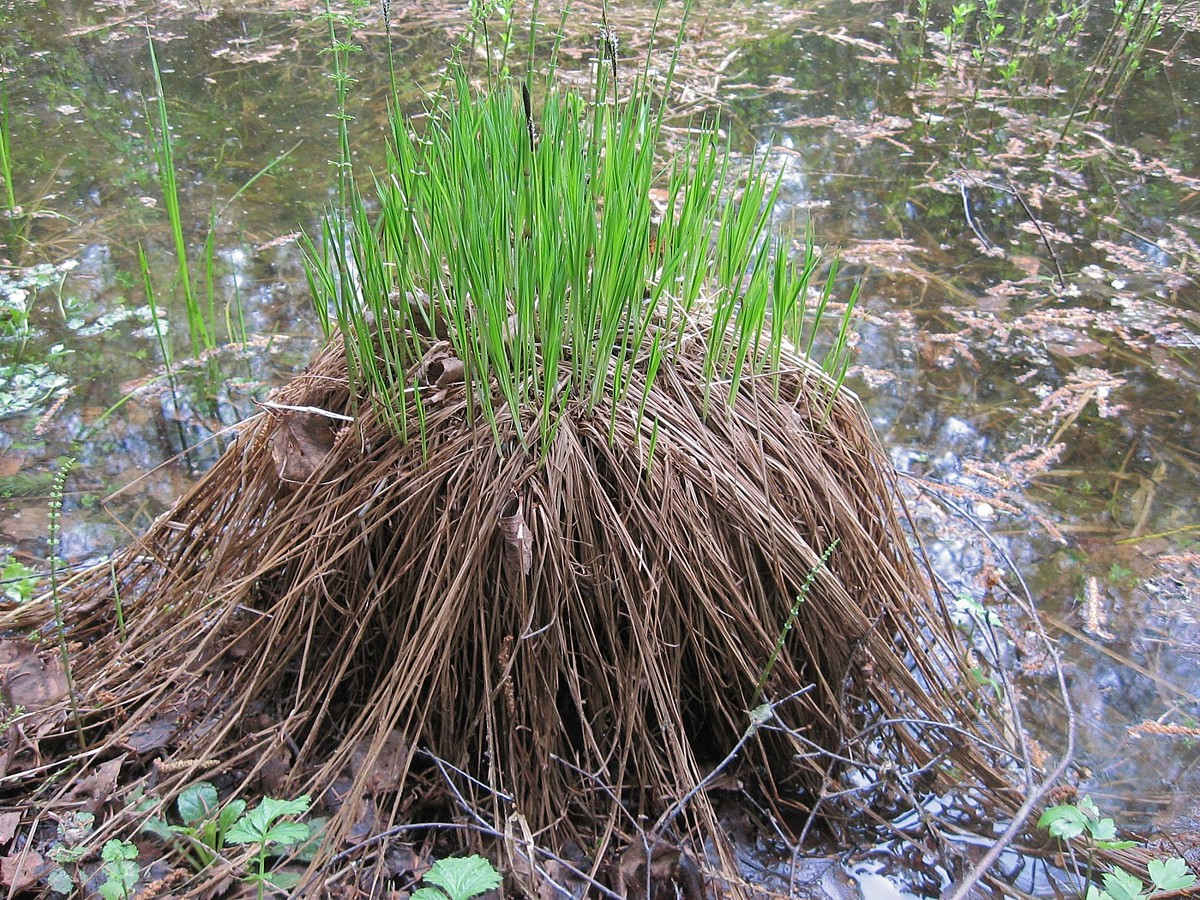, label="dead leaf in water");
[616,843,705,900]
[384,843,425,880]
